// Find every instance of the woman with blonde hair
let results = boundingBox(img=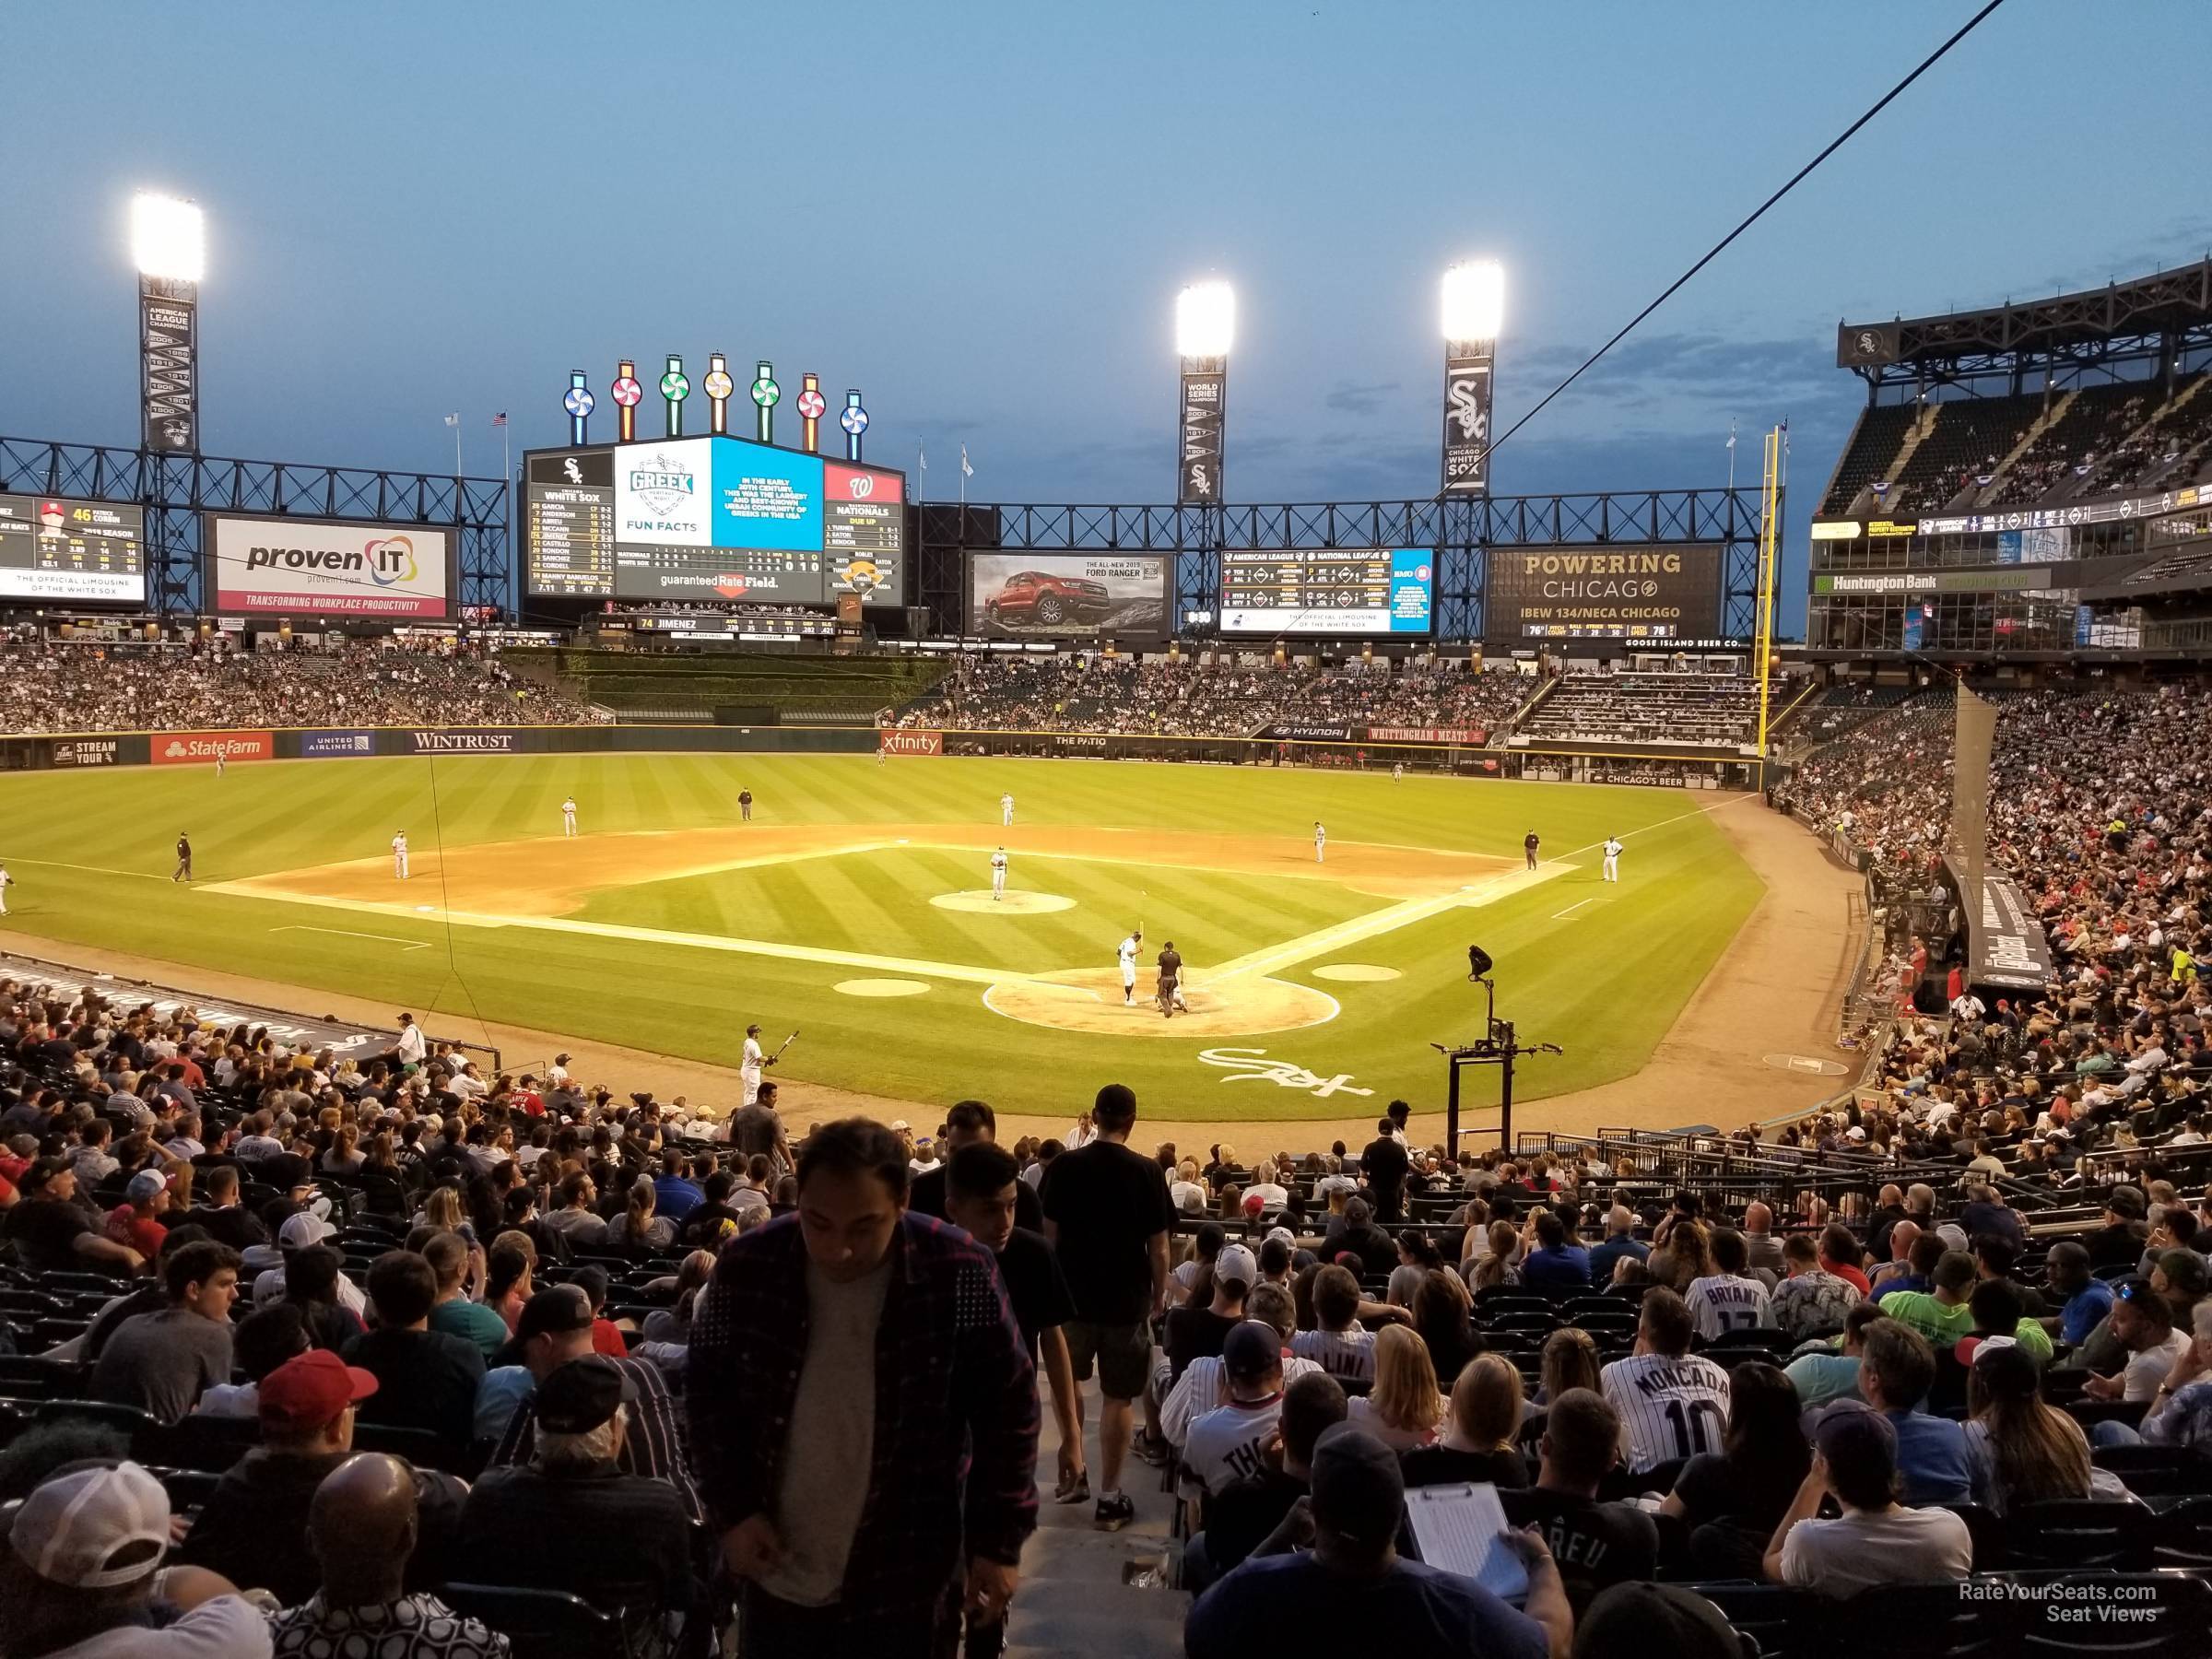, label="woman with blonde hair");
[1347,1324,1445,1450]
[414,1183,478,1247]
[1402,1353,1530,1488]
